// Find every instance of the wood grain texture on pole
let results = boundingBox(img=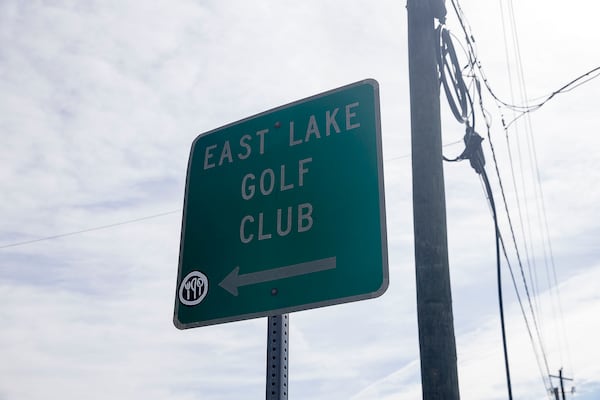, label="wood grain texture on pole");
[407,0,460,399]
